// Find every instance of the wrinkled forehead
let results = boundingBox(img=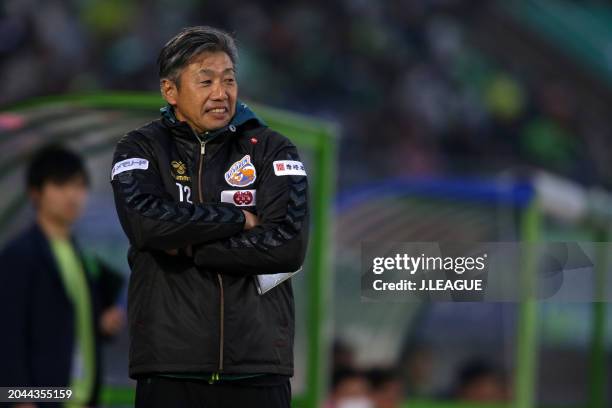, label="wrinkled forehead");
[186,52,235,77]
